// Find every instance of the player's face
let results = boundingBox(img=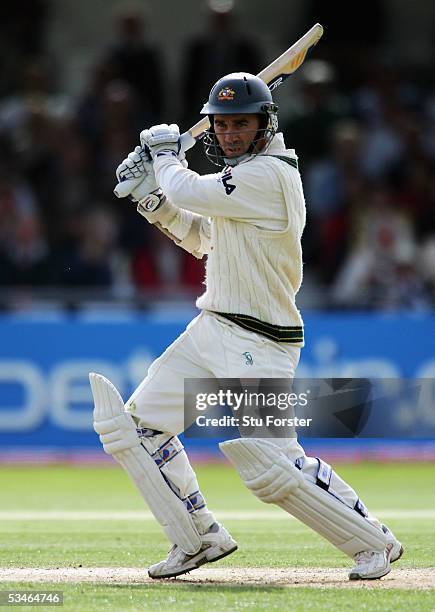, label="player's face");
[214,114,260,158]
